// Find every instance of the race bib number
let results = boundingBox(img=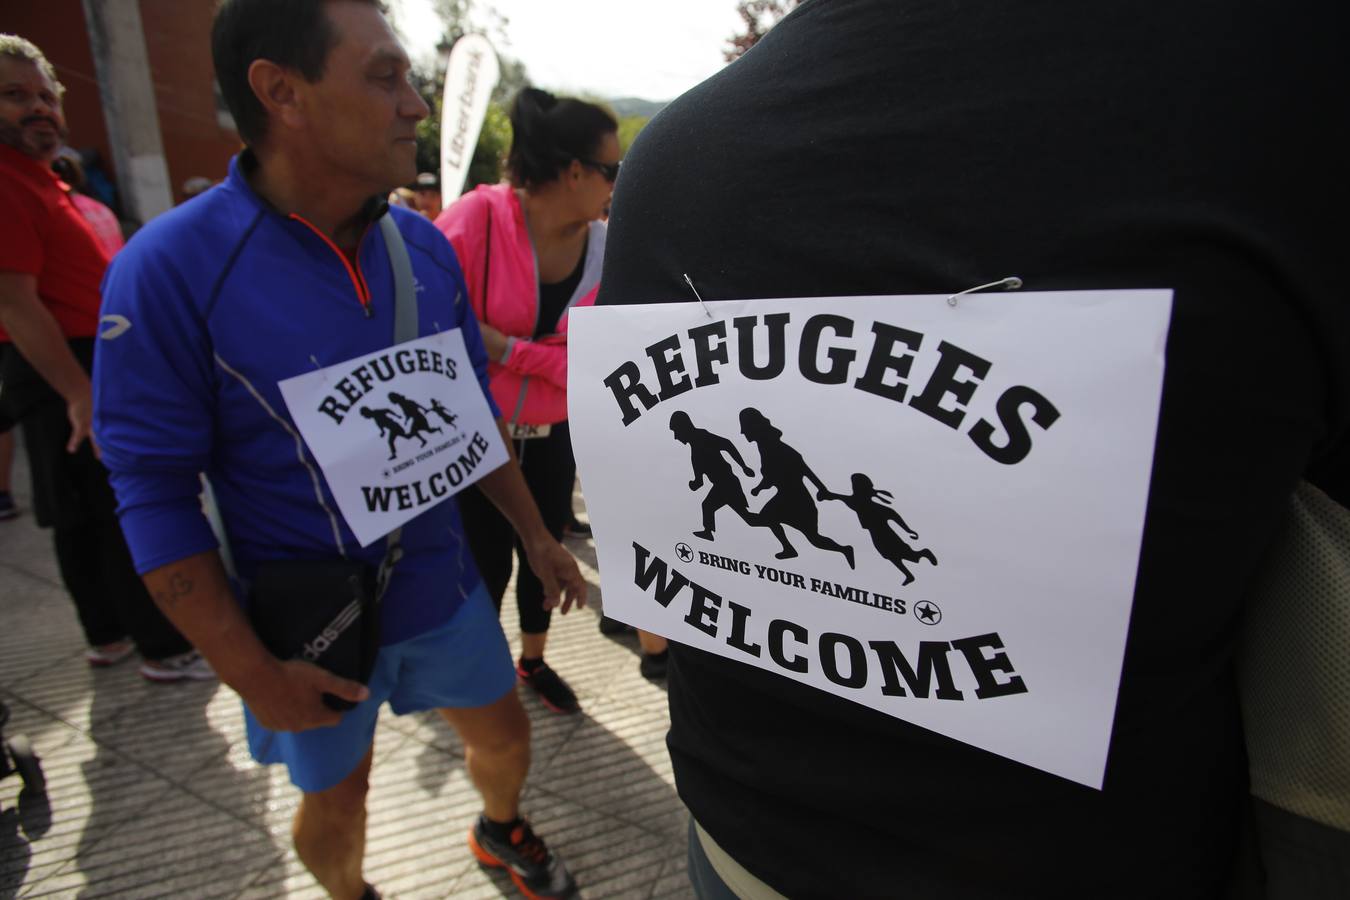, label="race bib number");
[508,422,552,440]
[279,329,509,546]
[568,290,1171,788]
